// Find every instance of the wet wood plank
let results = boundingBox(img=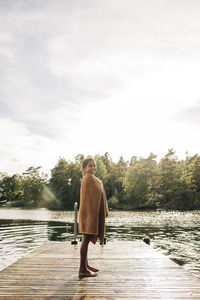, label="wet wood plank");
[0,241,200,299]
